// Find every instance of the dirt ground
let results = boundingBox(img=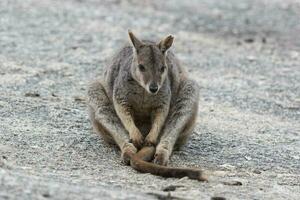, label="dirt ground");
[0,0,299,199]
